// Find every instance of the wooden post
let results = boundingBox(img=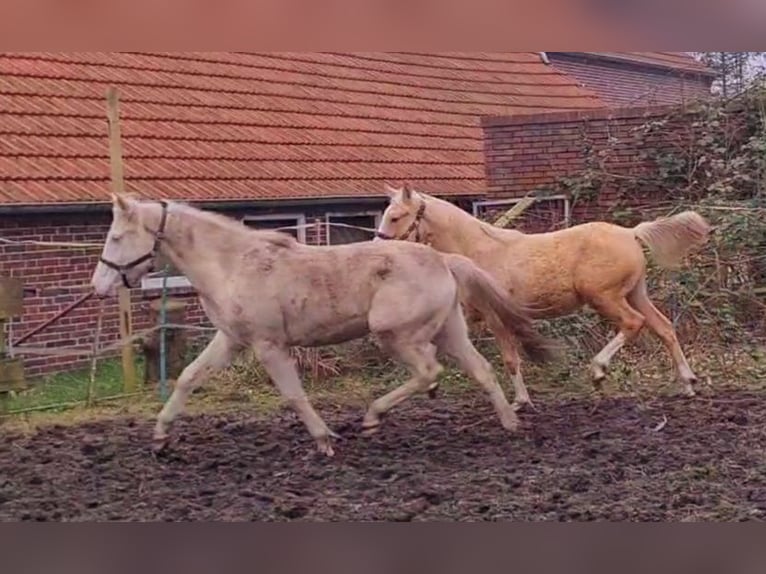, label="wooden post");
[0,277,26,416]
[106,87,126,196]
[106,86,137,392]
[118,287,137,392]
[493,196,536,228]
[86,300,105,407]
